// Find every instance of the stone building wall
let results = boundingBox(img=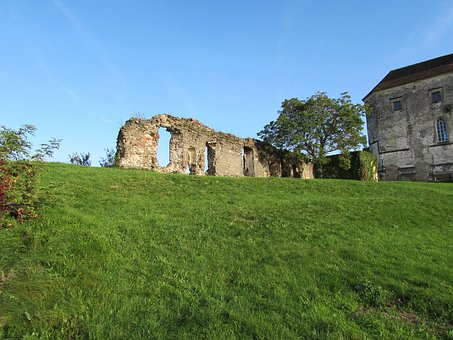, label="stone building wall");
[365,72,453,180]
[116,114,314,178]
